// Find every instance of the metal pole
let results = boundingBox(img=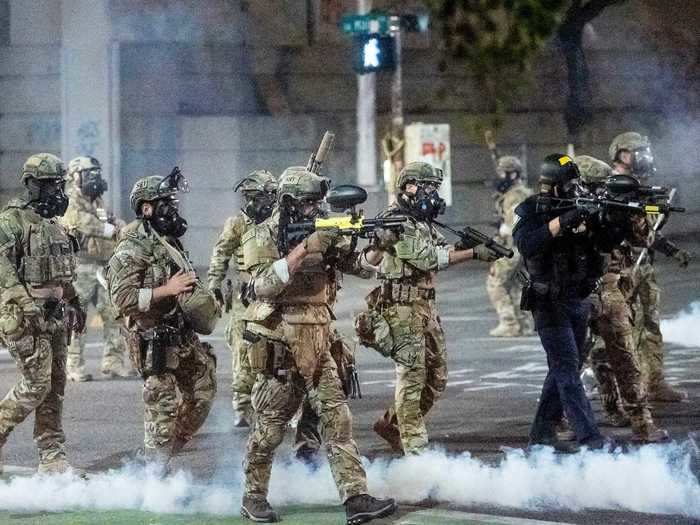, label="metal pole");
[386,20,403,205]
[356,0,377,189]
